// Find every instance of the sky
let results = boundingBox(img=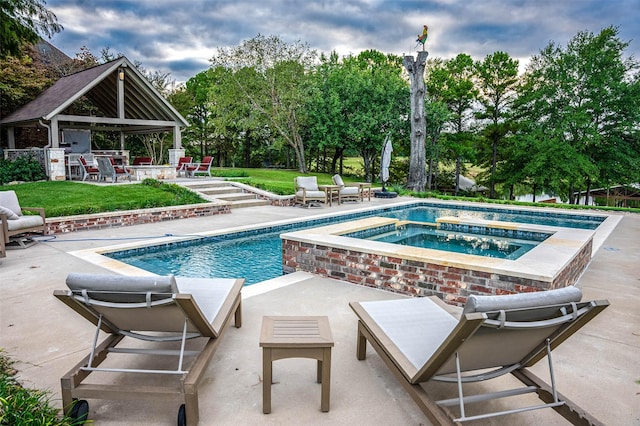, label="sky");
[45,0,640,84]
